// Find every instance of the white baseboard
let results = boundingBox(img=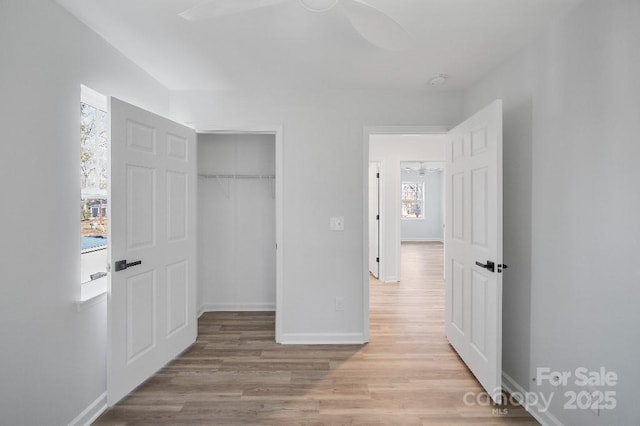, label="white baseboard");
[280,332,365,345]
[502,371,562,426]
[68,391,107,426]
[199,303,275,313]
[401,237,444,243]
